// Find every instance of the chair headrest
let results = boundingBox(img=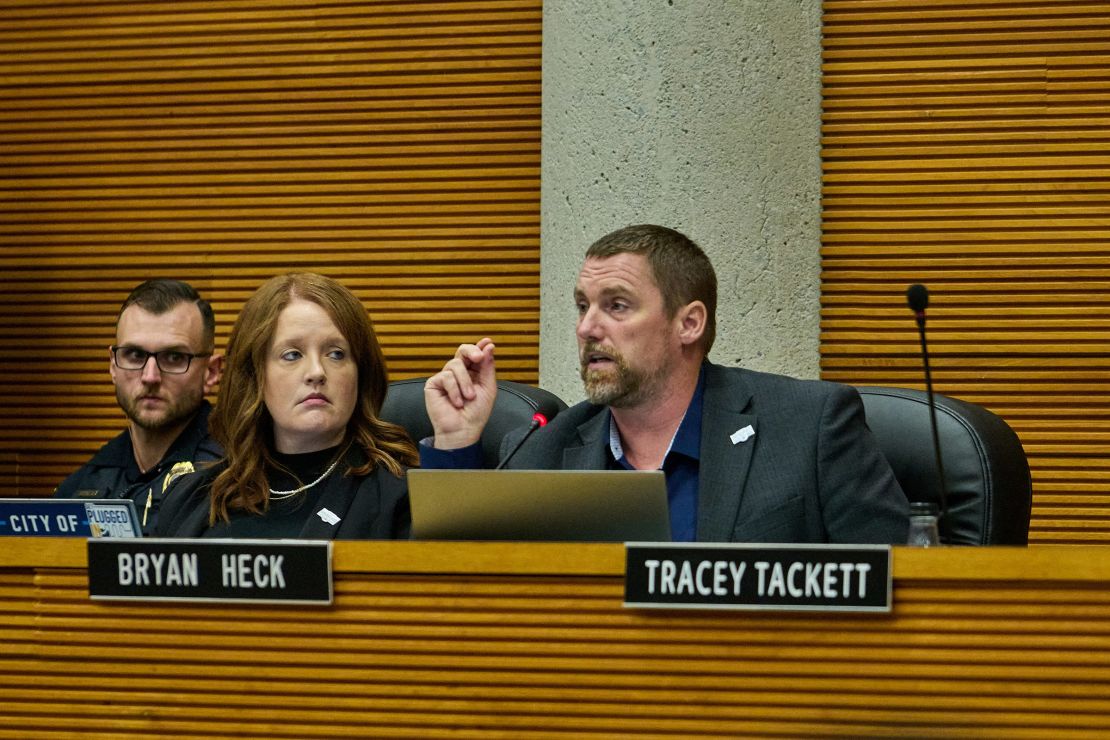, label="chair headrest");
[380,378,569,468]
[856,386,1032,545]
